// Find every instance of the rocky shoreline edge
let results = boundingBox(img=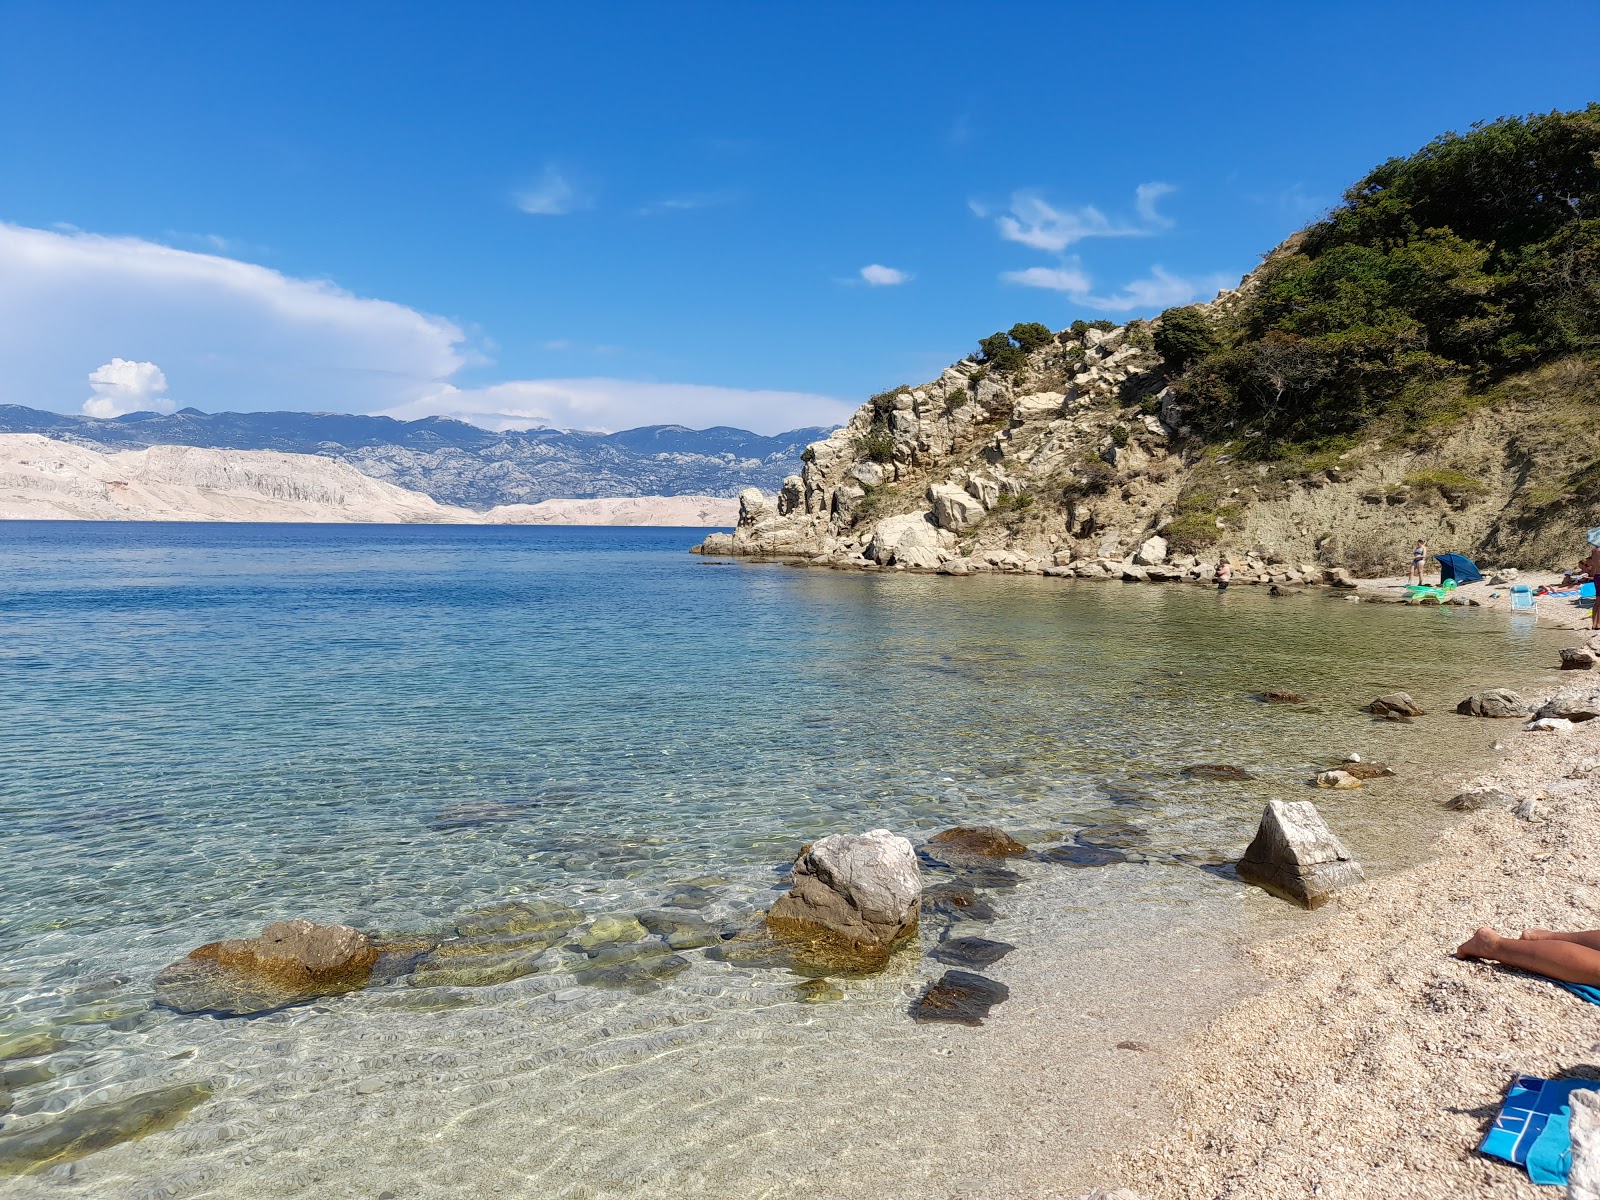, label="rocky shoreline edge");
[1079,690,1600,1200]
